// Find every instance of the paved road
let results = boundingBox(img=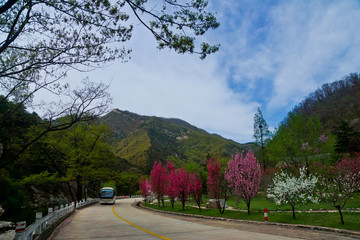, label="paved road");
[50,198,359,240]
